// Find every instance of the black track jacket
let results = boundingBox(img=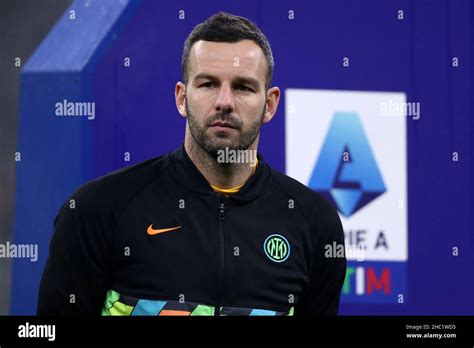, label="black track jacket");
[37,144,346,316]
